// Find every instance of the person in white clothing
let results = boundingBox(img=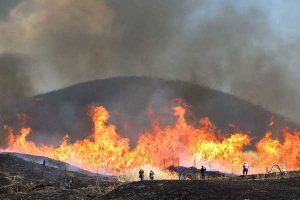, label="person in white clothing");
[243,162,249,176]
